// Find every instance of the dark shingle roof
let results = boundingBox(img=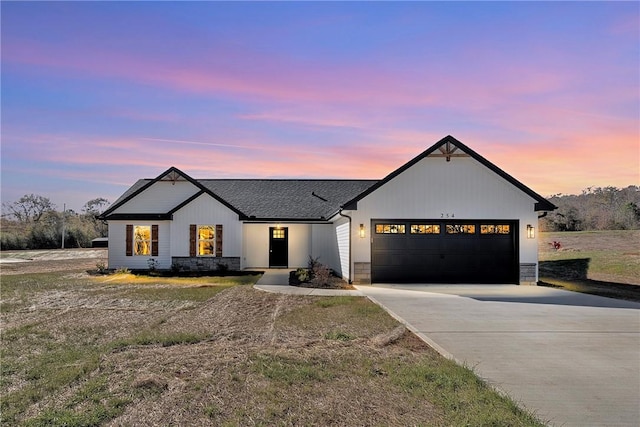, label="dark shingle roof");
[105,175,377,221]
[199,180,376,220]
